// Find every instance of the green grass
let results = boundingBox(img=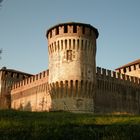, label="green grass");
[0,110,140,140]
